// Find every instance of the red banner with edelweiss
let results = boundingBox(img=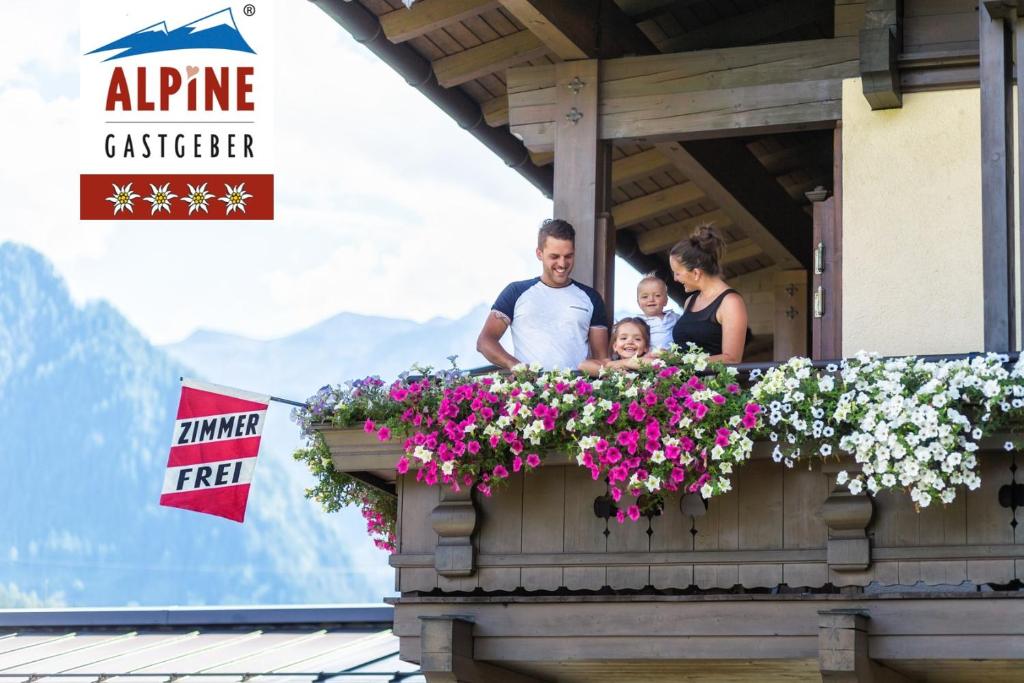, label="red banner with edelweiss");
[160,379,270,522]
